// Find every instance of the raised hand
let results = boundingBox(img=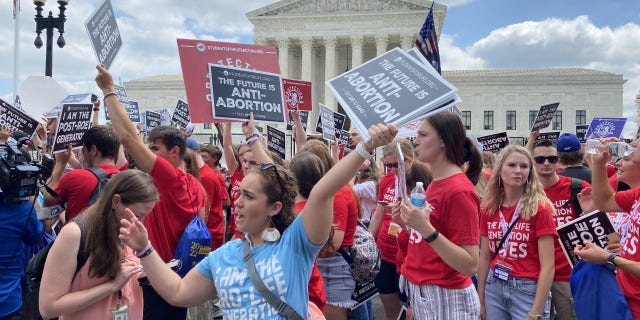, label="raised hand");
[119,208,150,253]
